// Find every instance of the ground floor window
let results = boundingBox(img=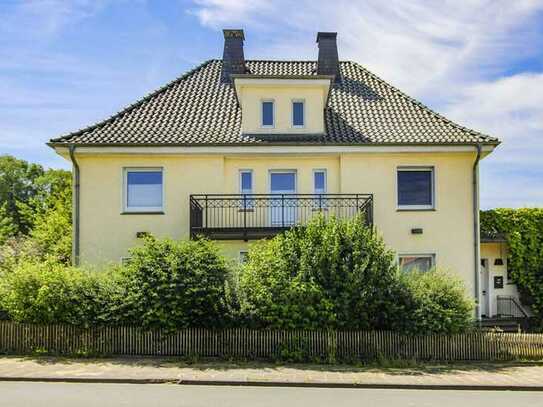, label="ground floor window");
[398,254,435,272]
[239,250,249,264]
